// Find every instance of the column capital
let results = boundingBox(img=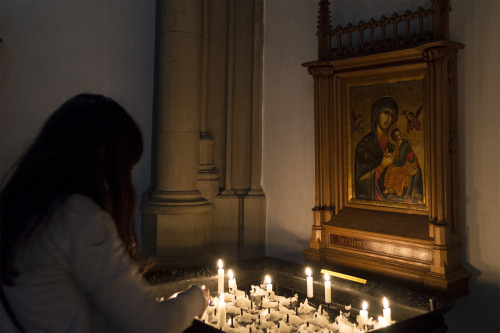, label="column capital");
[307,66,334,77]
